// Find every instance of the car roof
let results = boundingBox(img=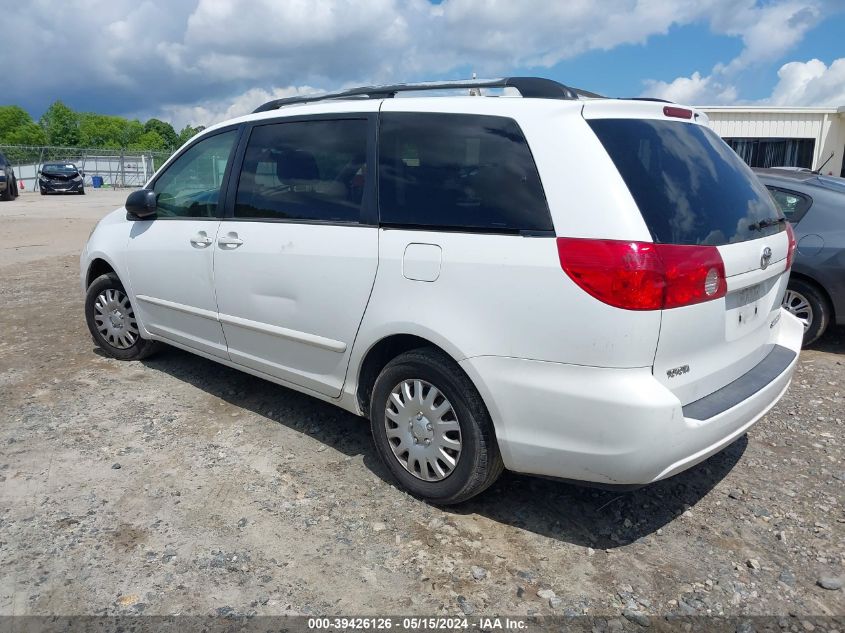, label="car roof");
[753,167,820,182]
[198,76,705,136]
[754,168,845,196]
